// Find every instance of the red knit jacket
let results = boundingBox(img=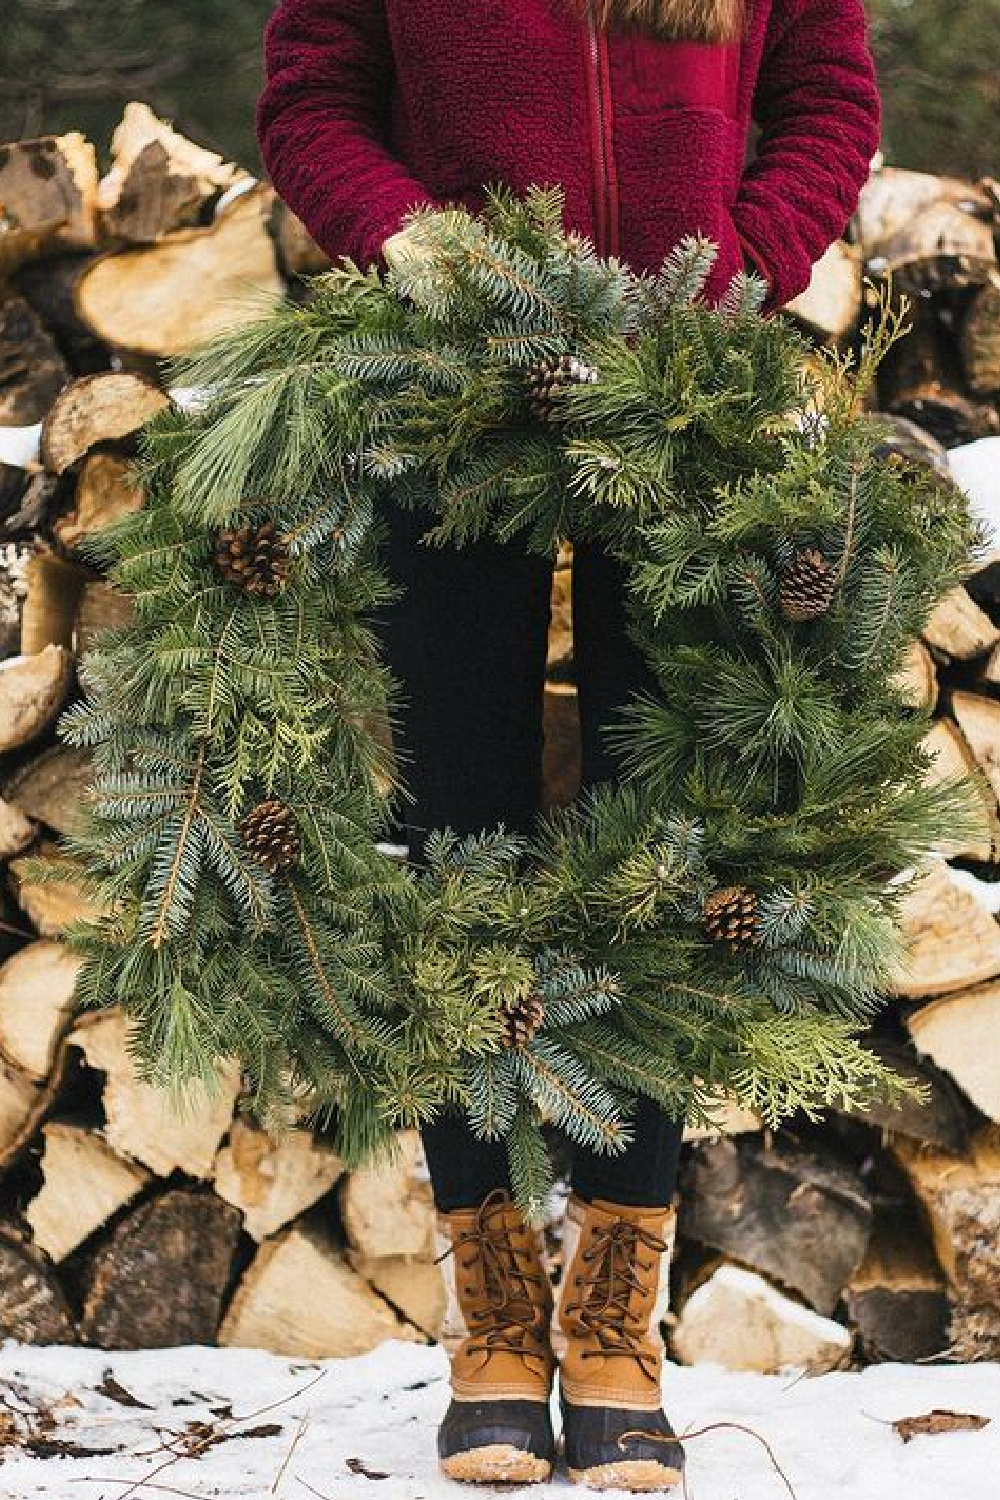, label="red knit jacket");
[256,0,880,313]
